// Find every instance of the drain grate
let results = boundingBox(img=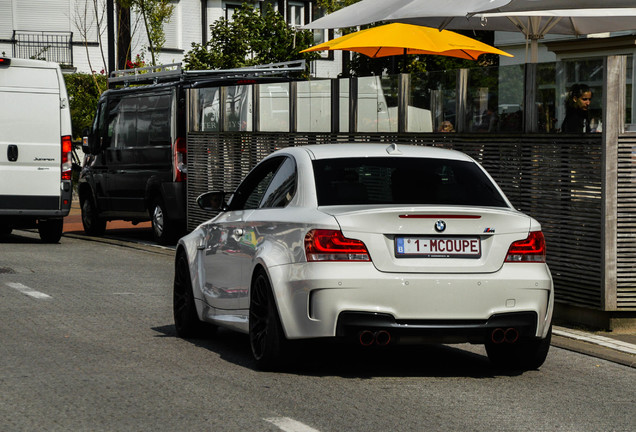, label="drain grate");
[0,267,16,274]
